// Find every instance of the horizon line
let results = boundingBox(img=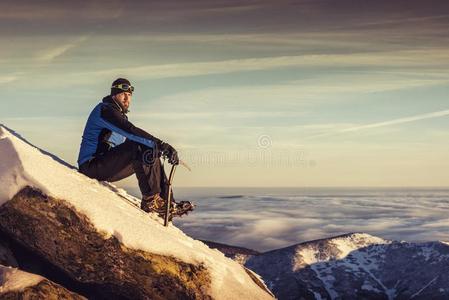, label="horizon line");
[120,185,449,189]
